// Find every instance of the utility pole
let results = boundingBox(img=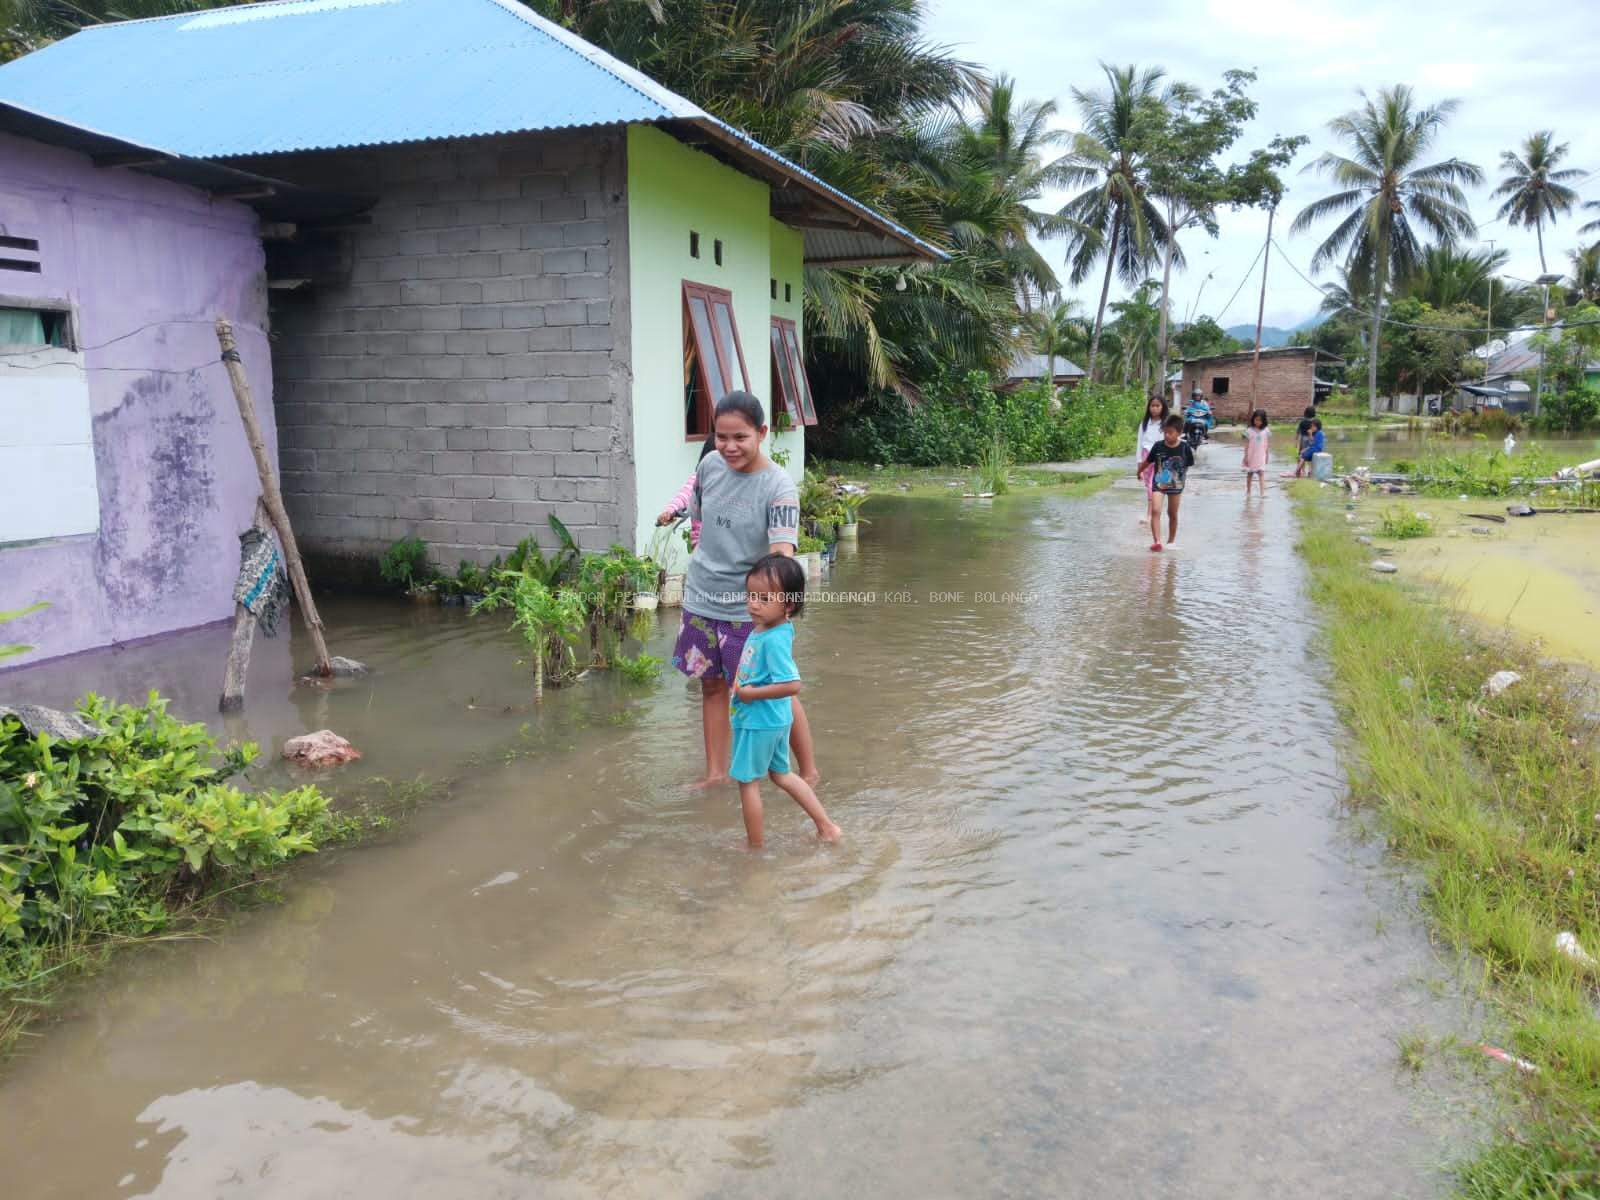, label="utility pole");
[1249,206,1275,417]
